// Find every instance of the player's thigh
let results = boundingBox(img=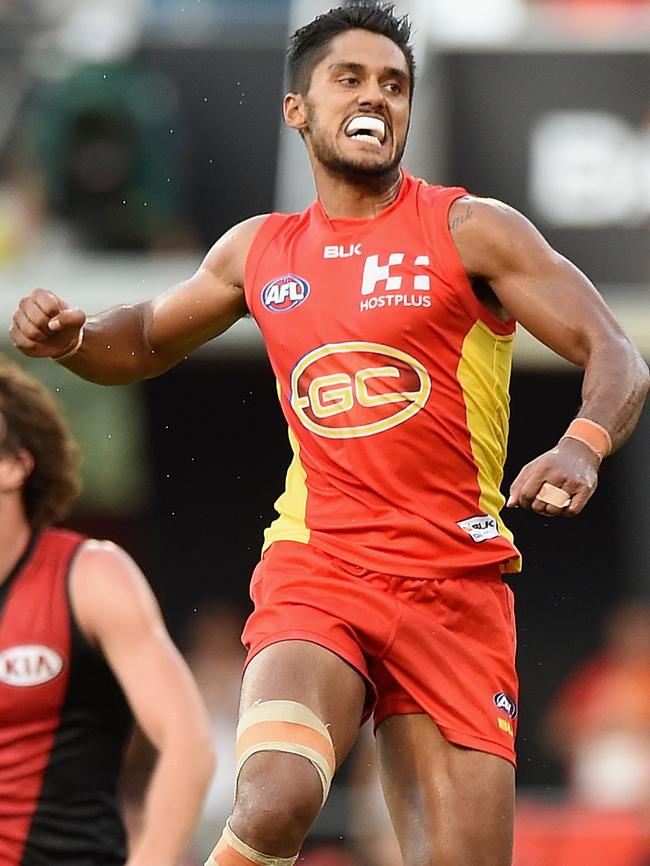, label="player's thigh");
[377,713,515,866]
[241,639,367,764]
